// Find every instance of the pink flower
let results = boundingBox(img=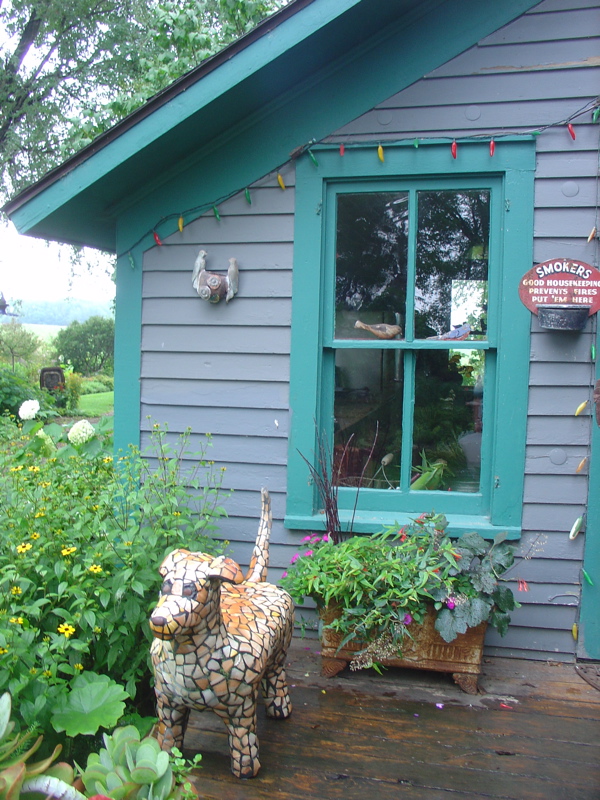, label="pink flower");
[304,550,314,557]
[290,554,299,564]
[281,571,288,578]
[301,535,313,542]
[322,533,329,541]
[403,613,412,625]
[446,598,455,610]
